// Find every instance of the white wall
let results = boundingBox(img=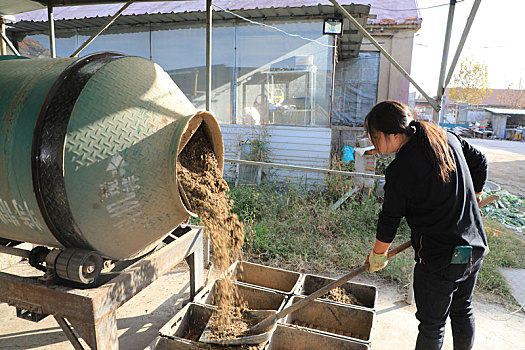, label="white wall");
[367,26,419,104]
[467,110,491,124]
[220,124,331,185]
